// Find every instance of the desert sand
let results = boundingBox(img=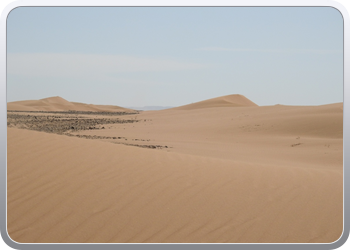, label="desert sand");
[7,96,134,113]
[7,95,343,243]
